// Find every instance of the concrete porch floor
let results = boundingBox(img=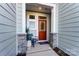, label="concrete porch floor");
[27,43,58,56]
